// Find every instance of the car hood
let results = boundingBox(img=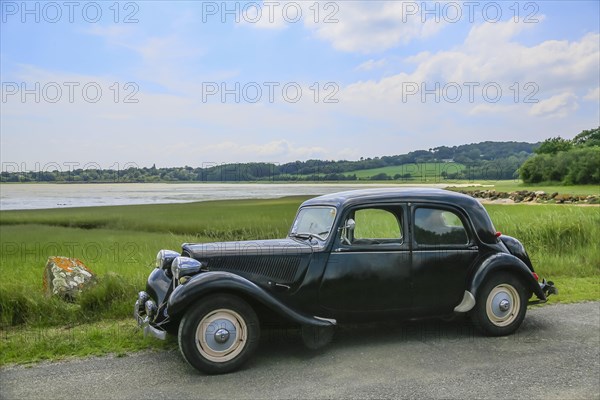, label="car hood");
[182,238,313,260]
[181,238,314,286]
